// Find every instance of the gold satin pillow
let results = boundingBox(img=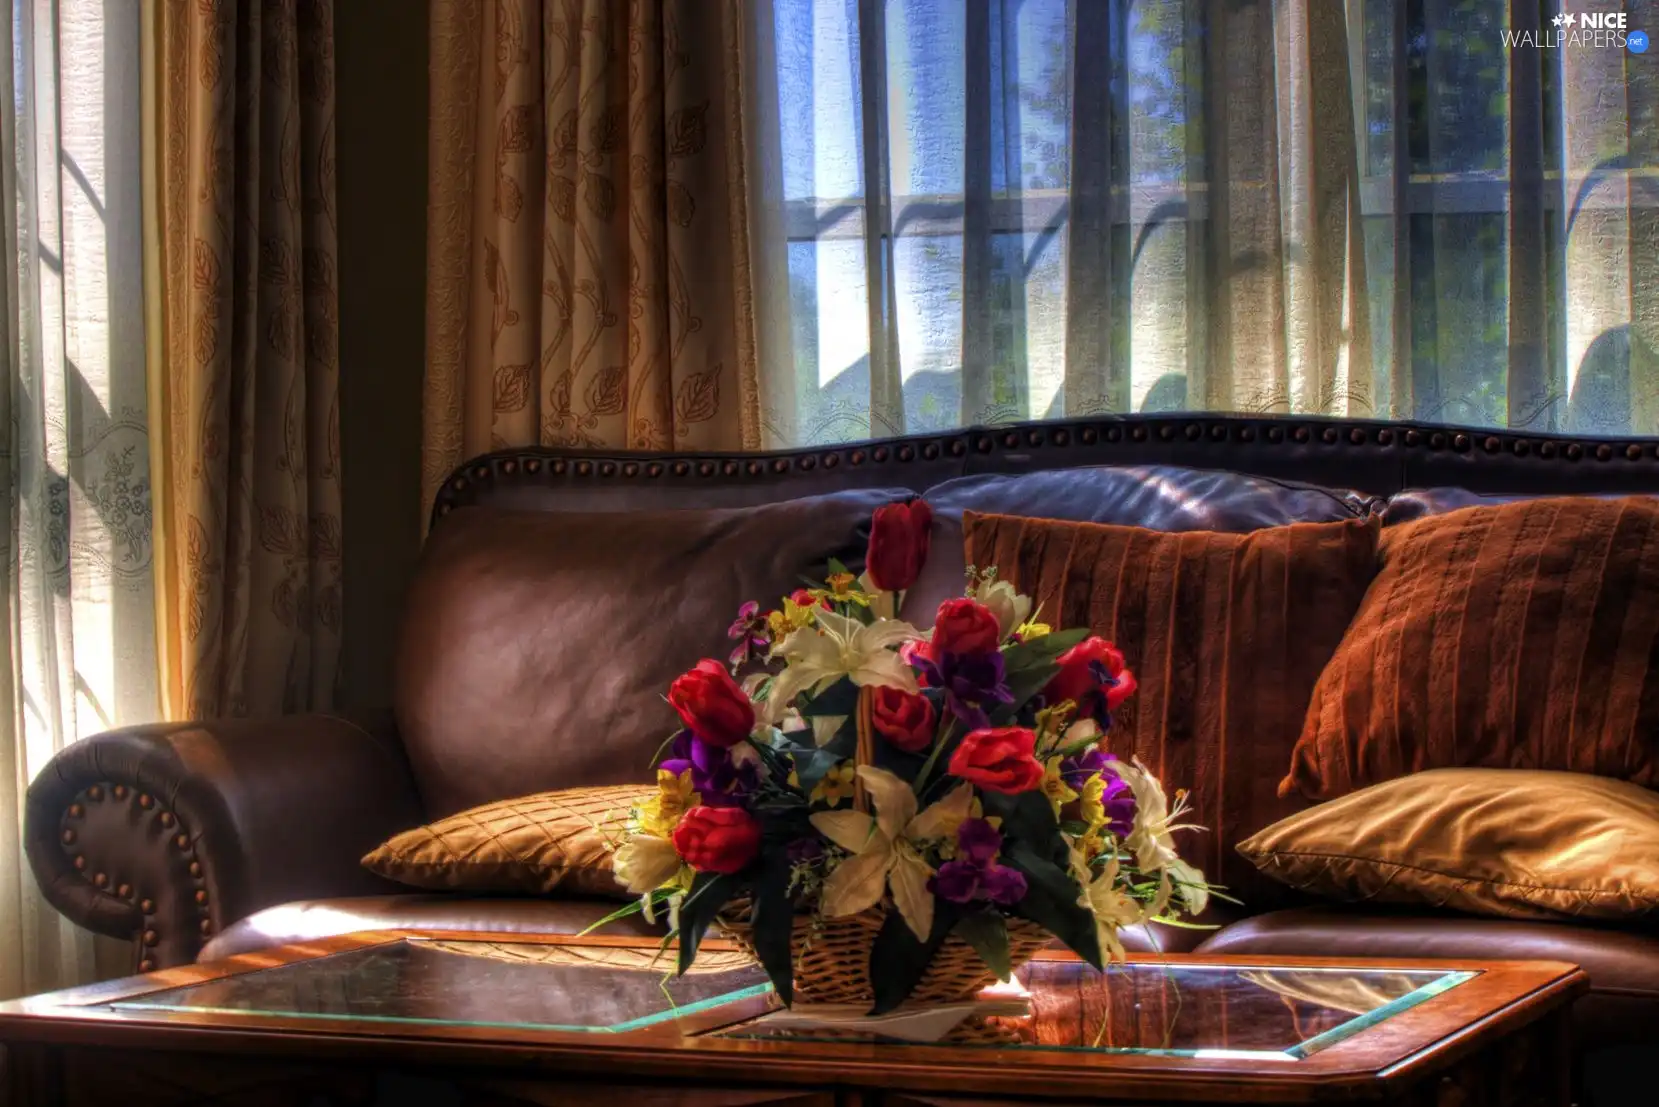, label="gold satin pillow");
[363,784,649,898]
[1238,769,1659,921]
